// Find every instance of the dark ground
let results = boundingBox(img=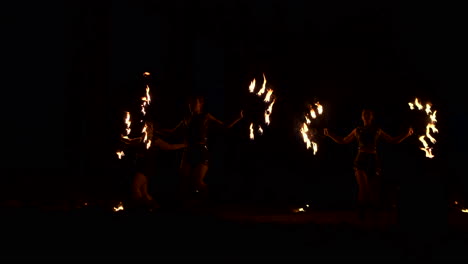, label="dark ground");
[0,197,467,261]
